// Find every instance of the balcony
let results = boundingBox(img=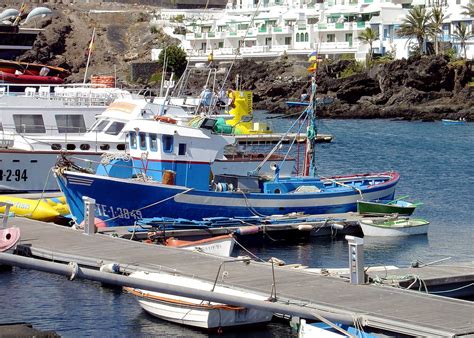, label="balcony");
[318,41,356,52]
[271,26,290,34]
[240,45,271,54]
